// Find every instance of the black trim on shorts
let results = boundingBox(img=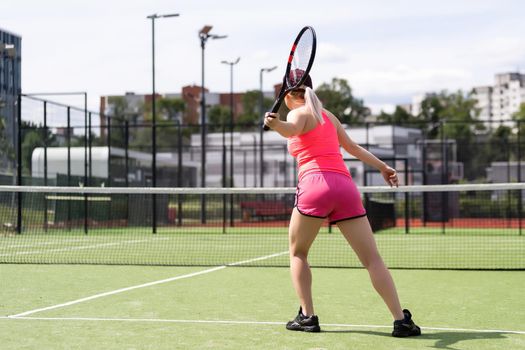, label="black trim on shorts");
[294,205,328,220]
[329,213,368,225]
